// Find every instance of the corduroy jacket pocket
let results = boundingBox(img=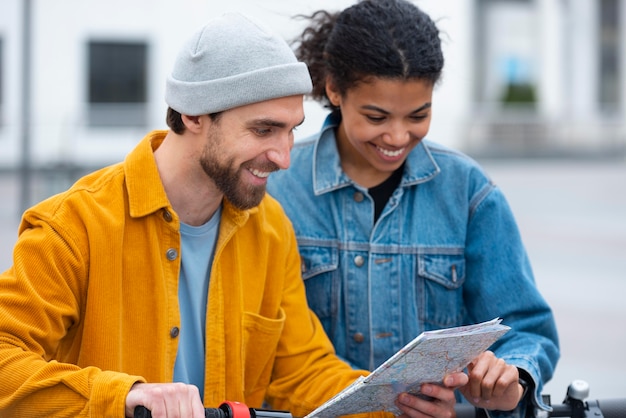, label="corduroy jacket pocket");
[242,307,285,395]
